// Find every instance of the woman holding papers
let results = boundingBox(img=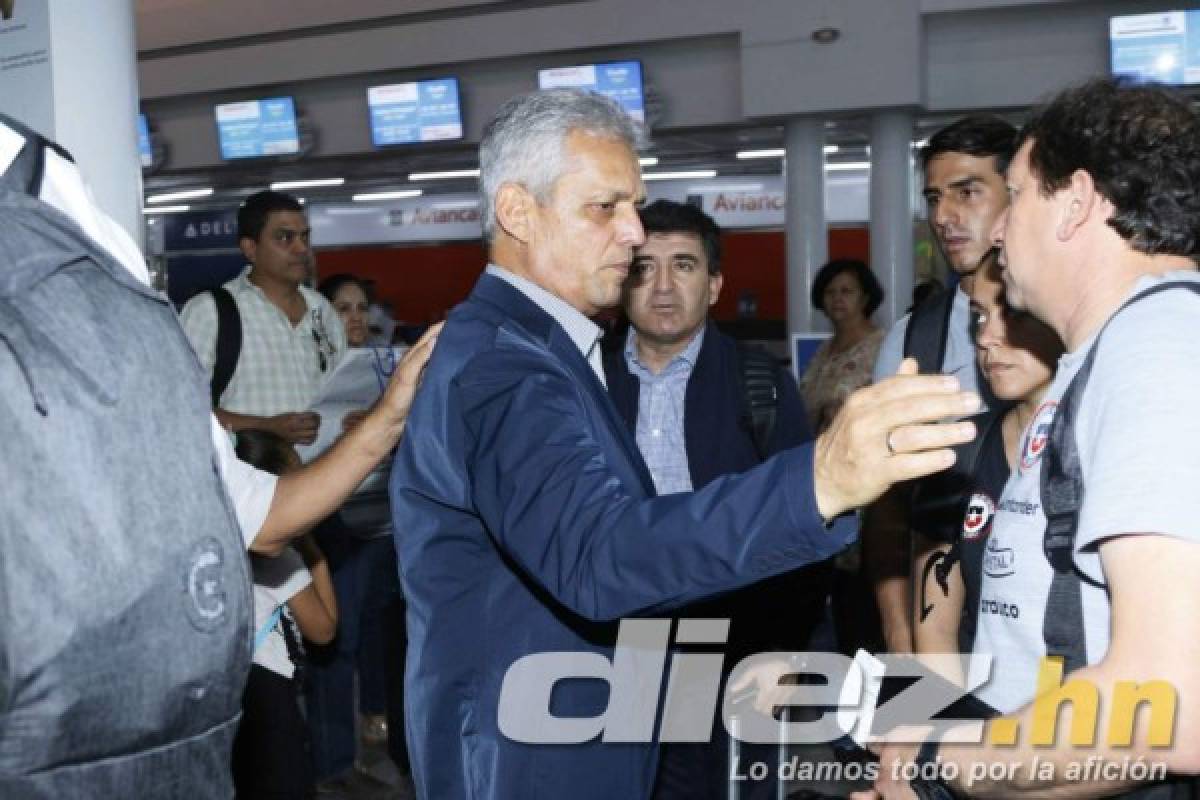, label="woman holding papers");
[301,274,409,791]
